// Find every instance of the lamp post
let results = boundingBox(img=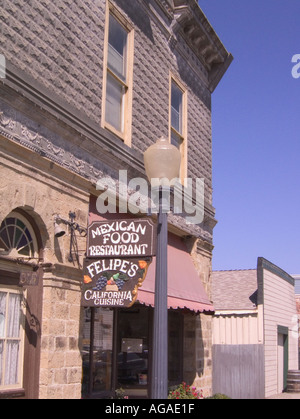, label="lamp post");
[144,137,181,399]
